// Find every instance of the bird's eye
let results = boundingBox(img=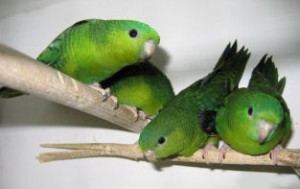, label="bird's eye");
[129,29,138,38]
[248,106,254,116]
[158,136,166,145]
